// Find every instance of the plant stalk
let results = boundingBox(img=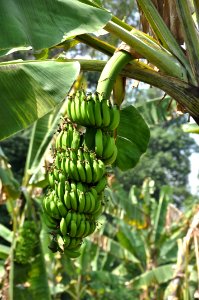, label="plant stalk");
[104,21,188,81]
[96,50,132,99]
